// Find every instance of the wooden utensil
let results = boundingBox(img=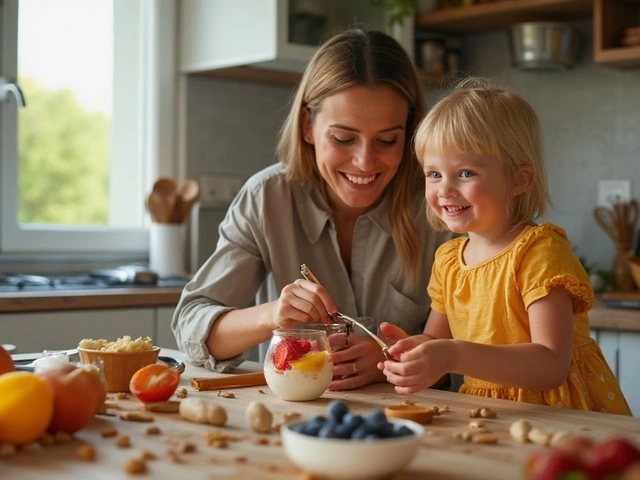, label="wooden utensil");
[176,179,199,223]
[147,190,171,223]
[151,177,177,223]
